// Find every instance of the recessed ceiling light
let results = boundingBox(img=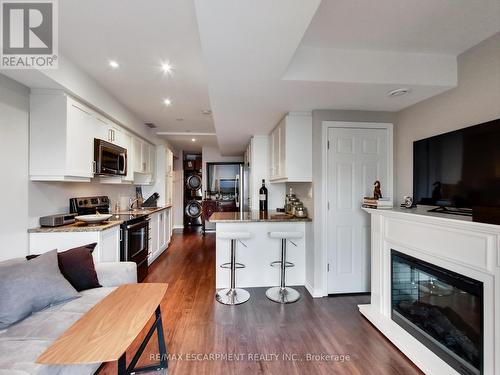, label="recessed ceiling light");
[201,109,212,115]
[109,60,119,69]
[387,88,411,97]
[191,138,196,142]
[161,61,174,75]
[163,98,172,106]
